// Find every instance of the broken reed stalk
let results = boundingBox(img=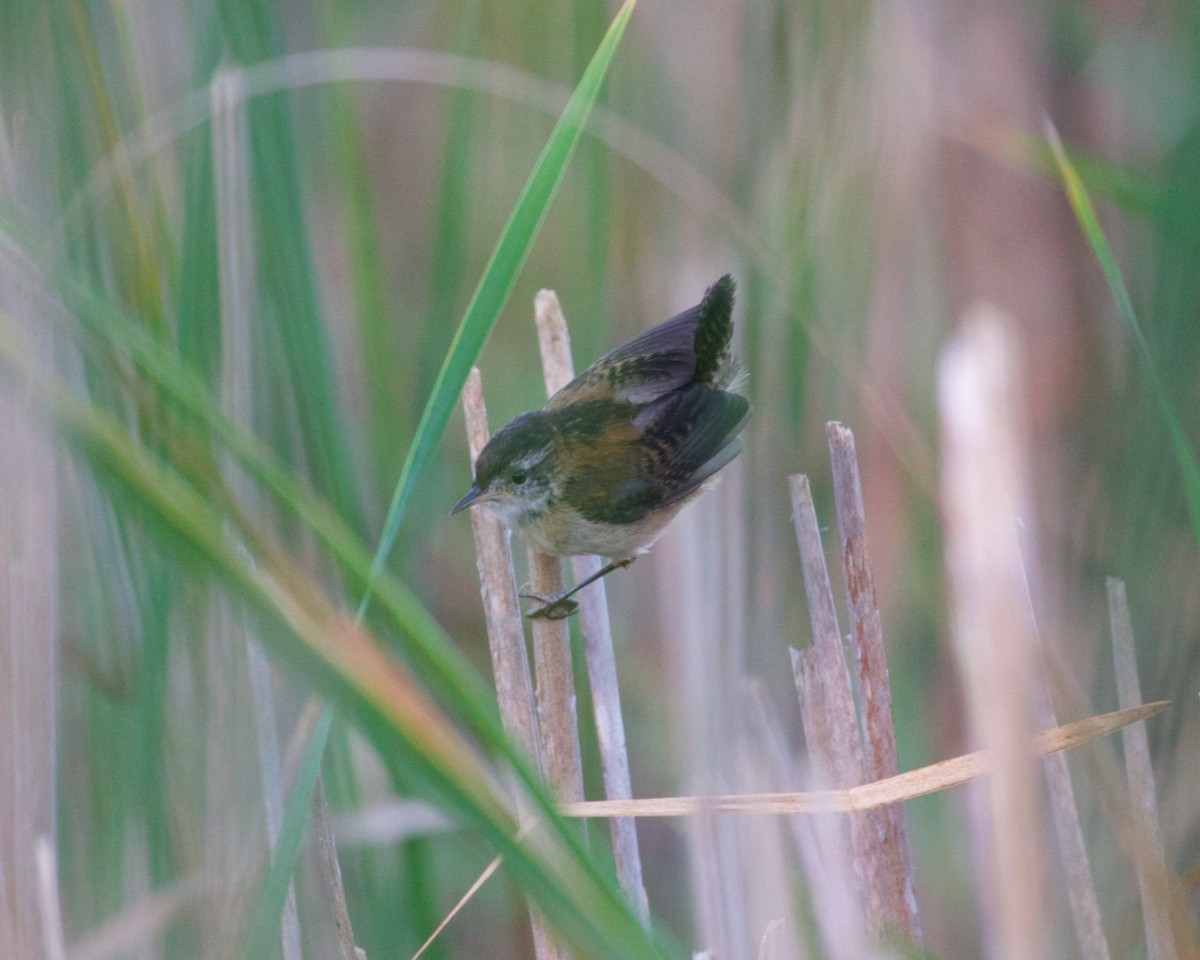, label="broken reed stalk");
[461,369,561,960]
[559,702,1166,817]
[1108,578,1178,960]
[825,423,921,940]
[788,474,884,926]
[939,307,1047,960]
[515,293,586,809]
[533,290,650,922]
